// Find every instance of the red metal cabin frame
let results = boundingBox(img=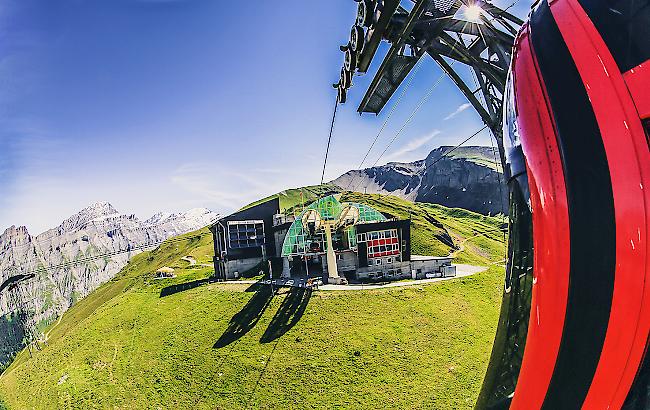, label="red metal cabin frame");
[478,0,650,407]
